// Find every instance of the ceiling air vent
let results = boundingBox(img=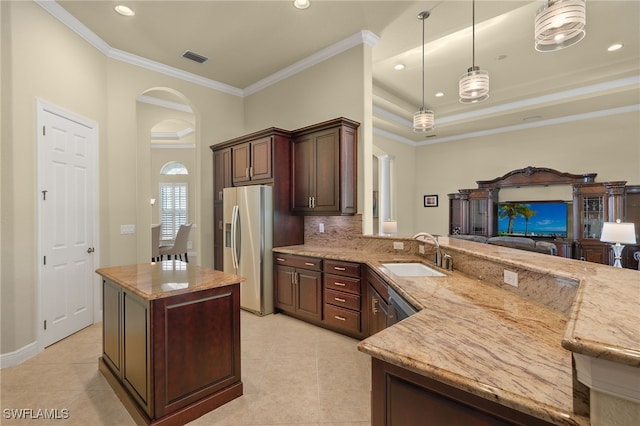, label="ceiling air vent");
[181,50,208,64]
